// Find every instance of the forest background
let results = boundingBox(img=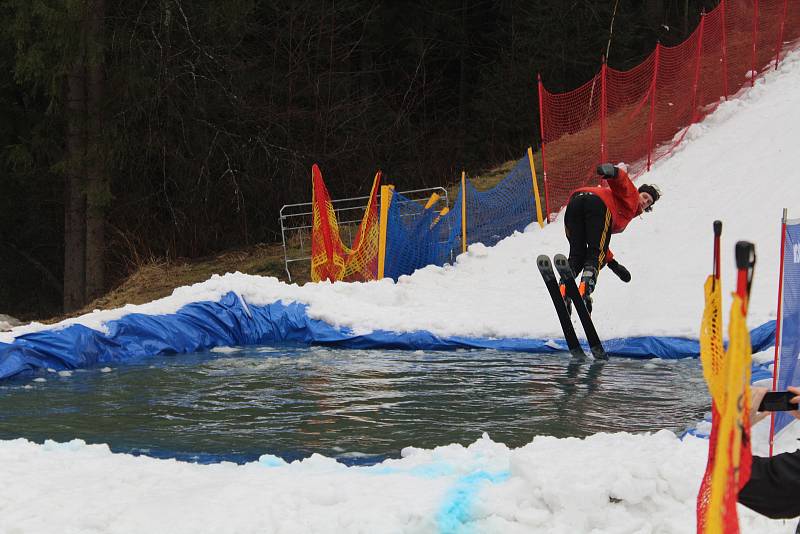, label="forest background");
[0,0,713,320]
